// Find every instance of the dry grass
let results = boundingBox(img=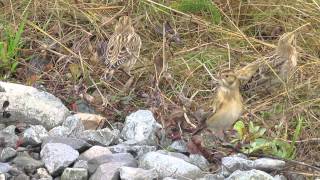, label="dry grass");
[1,0,320,175]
